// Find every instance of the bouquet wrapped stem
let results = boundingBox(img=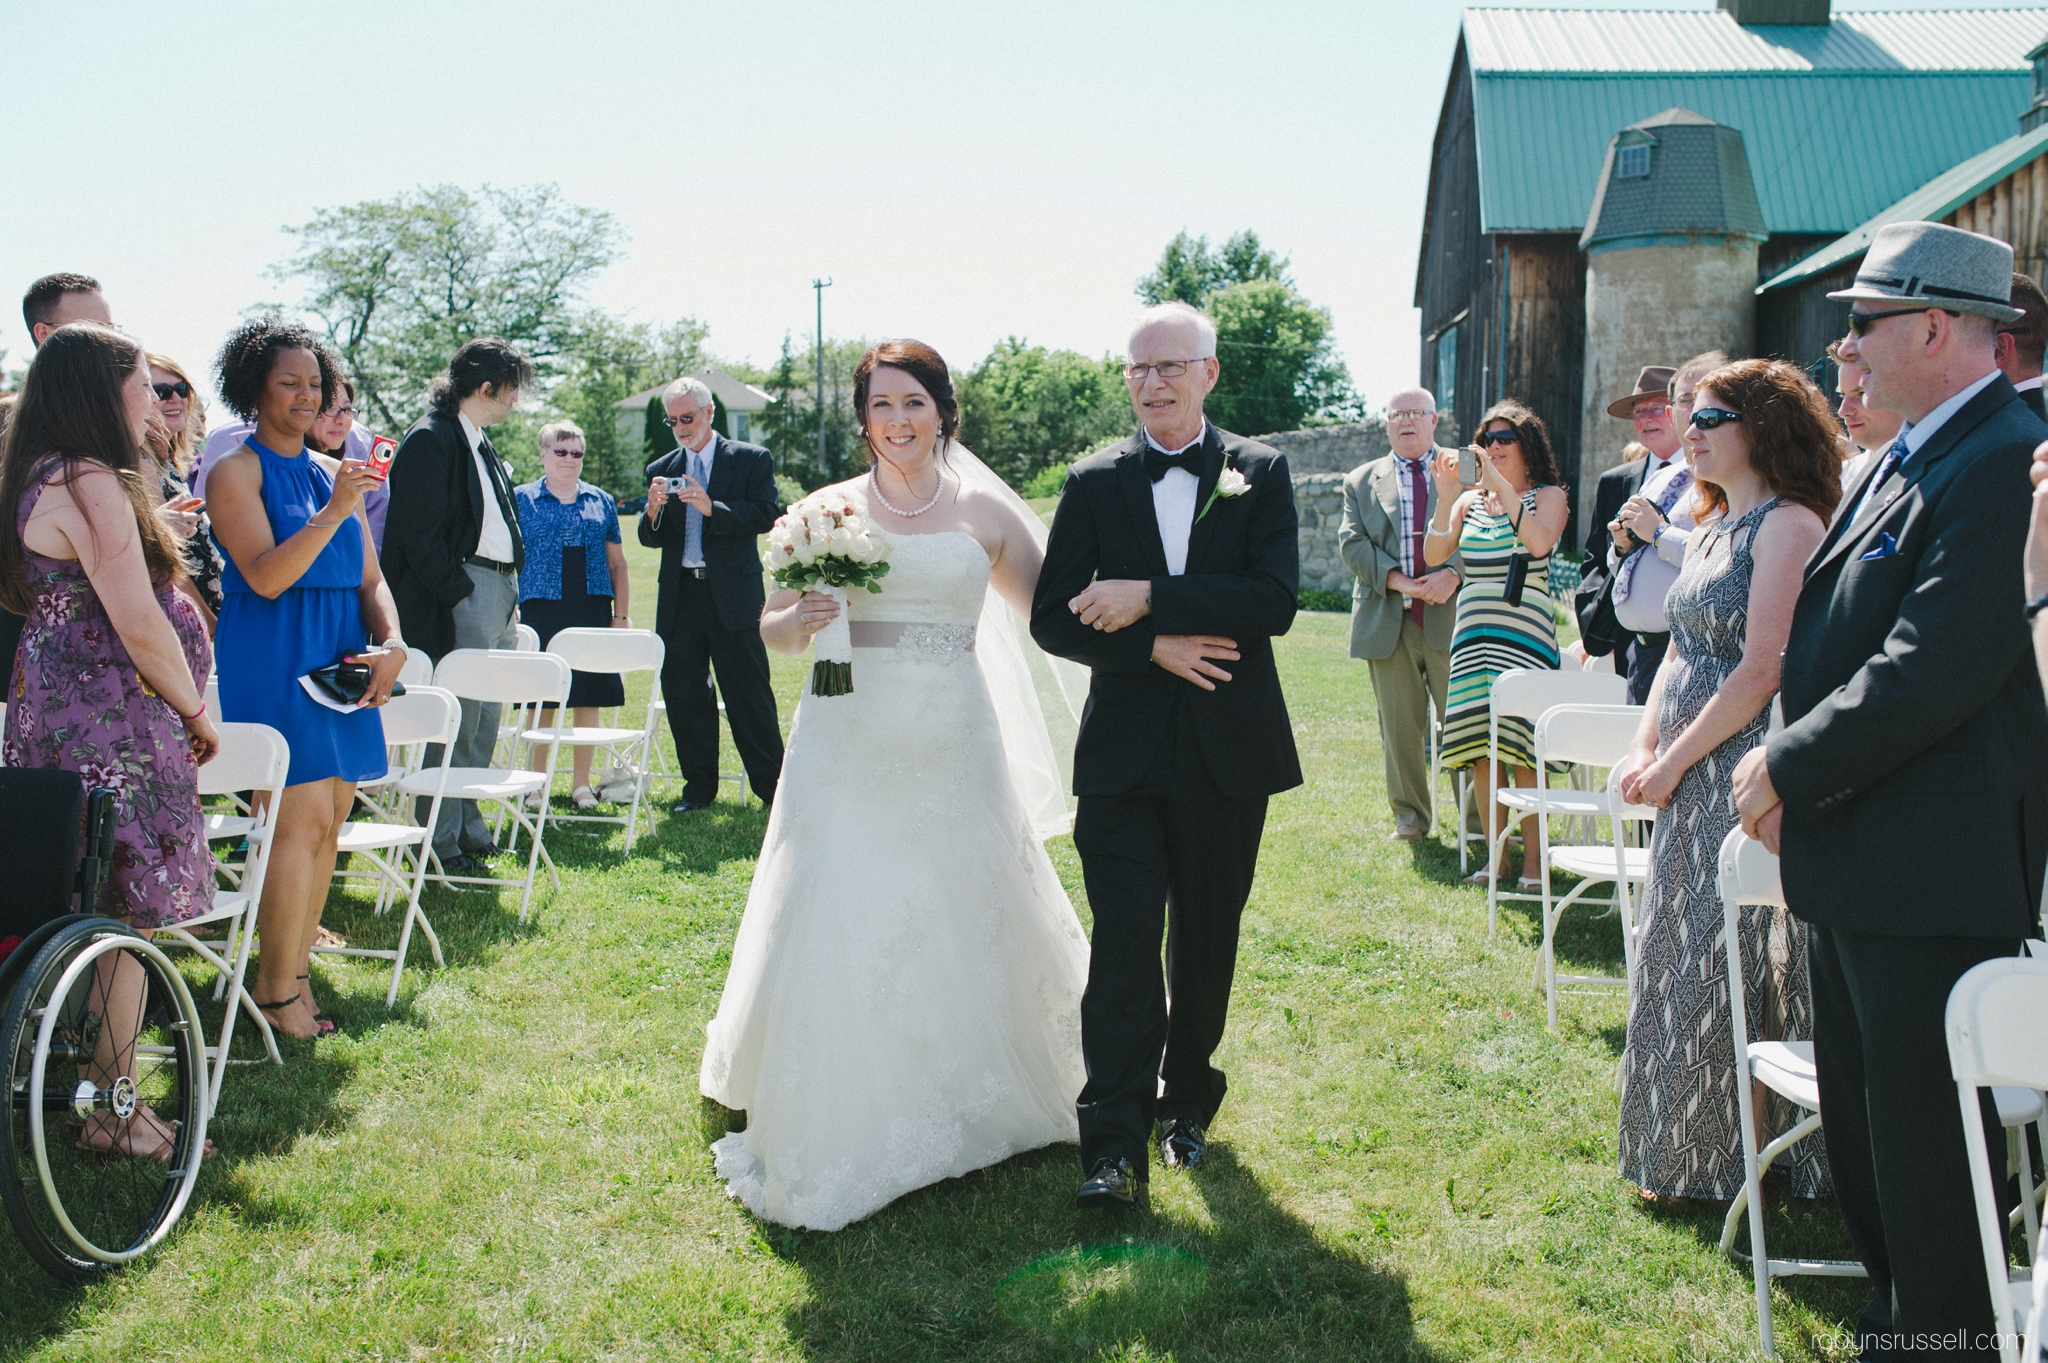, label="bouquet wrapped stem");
[764,494,893,697]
